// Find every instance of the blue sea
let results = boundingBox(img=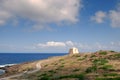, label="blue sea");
[0,53,66,75]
